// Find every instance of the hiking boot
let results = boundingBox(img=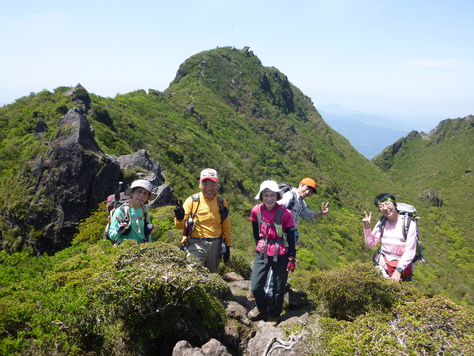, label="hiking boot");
[248,307,265,321]
[266,316,279,326]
